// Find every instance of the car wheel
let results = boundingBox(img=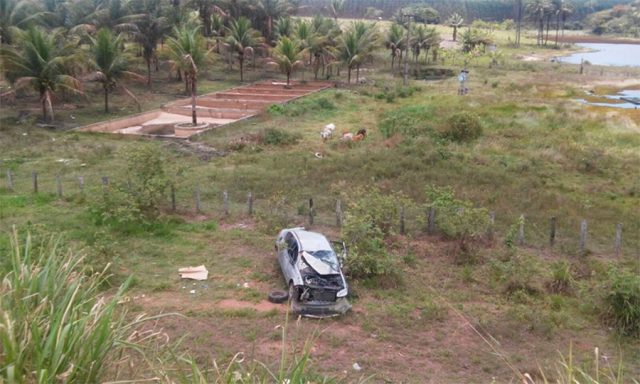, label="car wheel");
[268,289,289,304]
